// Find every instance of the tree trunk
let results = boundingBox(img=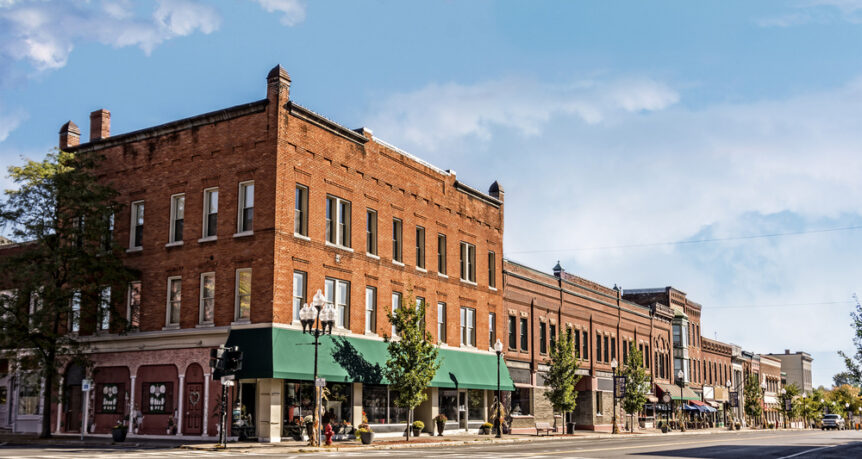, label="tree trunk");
[39,352,55,438]
[406,409,412,441]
